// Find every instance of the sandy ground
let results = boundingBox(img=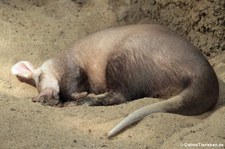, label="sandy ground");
[0,0,225,149]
